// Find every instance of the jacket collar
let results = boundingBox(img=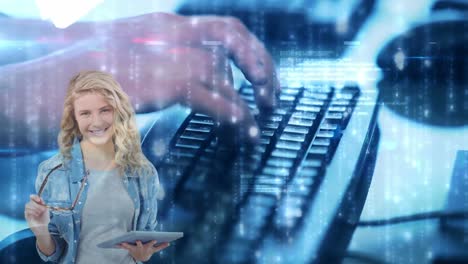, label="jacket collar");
[69,137,87,183]
[69,137,134,182]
